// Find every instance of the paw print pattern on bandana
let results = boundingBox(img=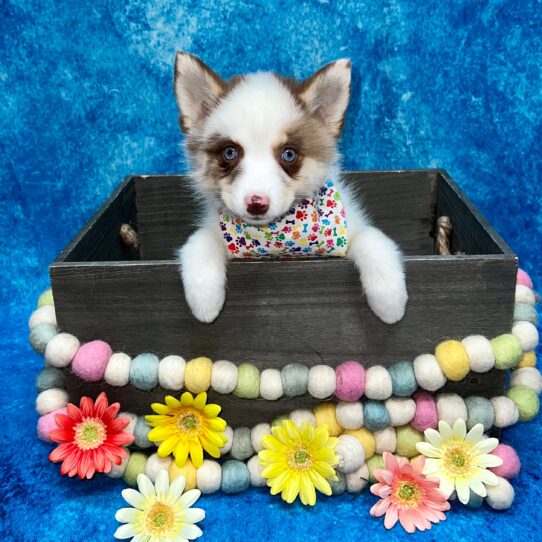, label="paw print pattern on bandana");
[219,180,348,258]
